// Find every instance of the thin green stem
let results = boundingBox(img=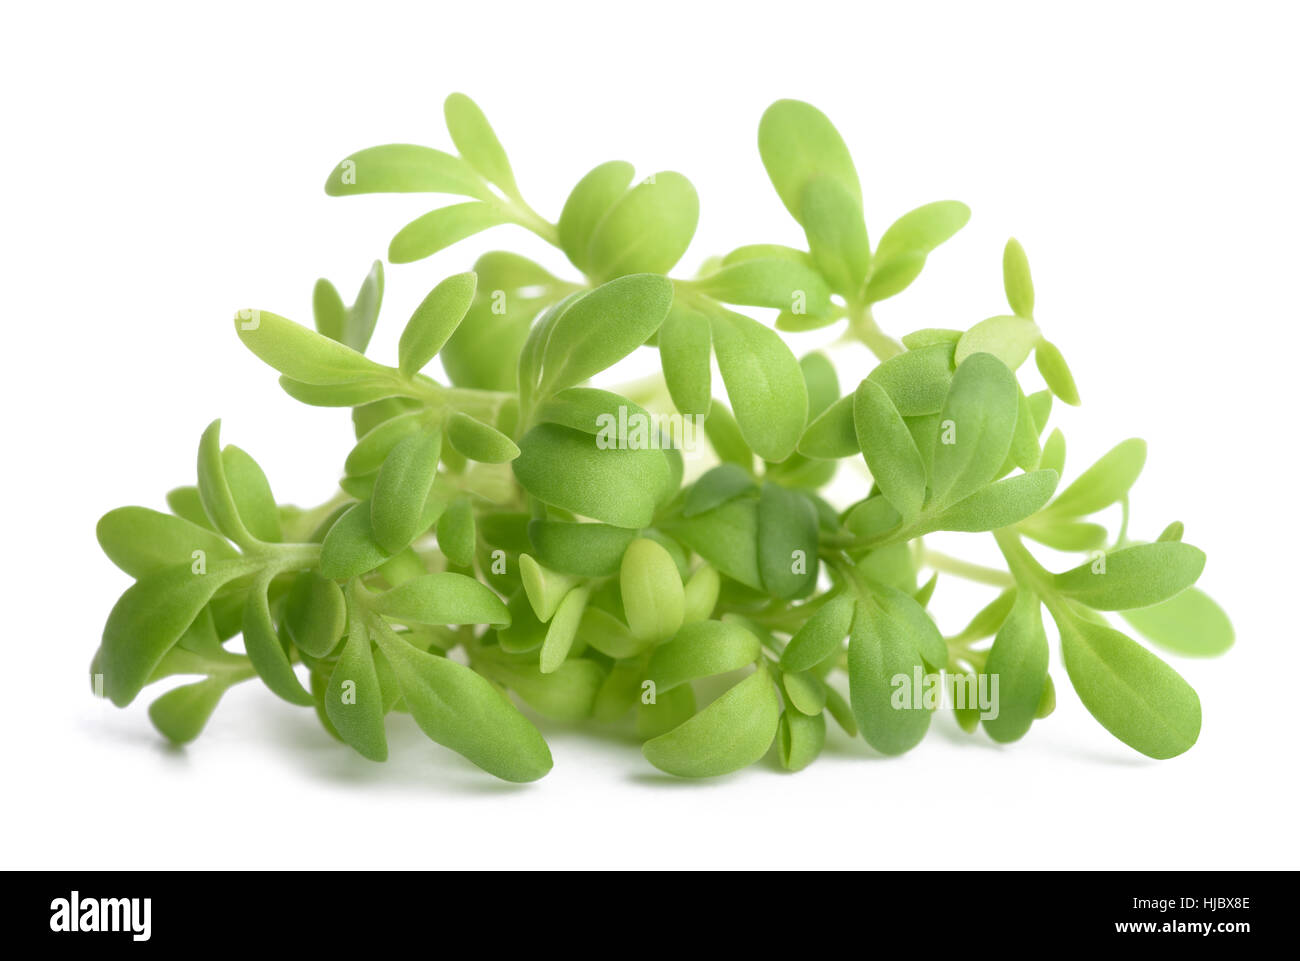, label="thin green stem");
[920,549,1015,588]
[846,303,903,361]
